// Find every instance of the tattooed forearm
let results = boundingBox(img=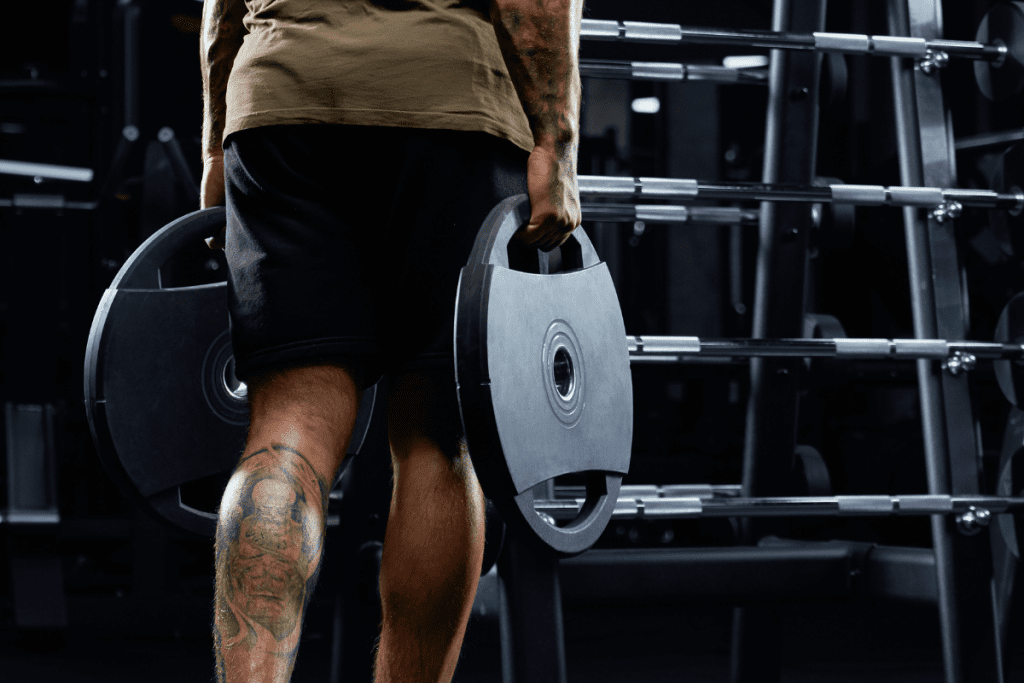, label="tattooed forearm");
[214,445,331,683]
[201,0,247,160]
[490,0,583,152]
